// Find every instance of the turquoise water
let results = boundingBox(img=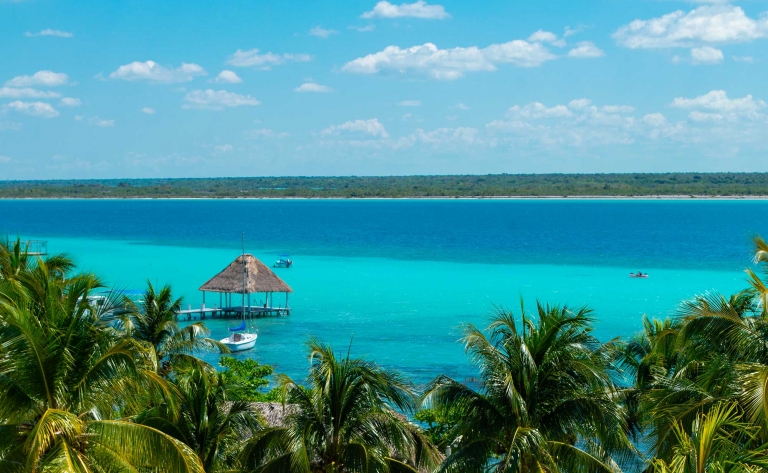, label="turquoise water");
[1,199,764,383]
